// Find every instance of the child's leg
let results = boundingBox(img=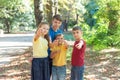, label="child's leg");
[70,66,76,80]
[52,66,58,80]
[77,65,84,80]
[70,66,84,80]
[31,58,43,80]
[57,66,66,80]
[43,58,50,80]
